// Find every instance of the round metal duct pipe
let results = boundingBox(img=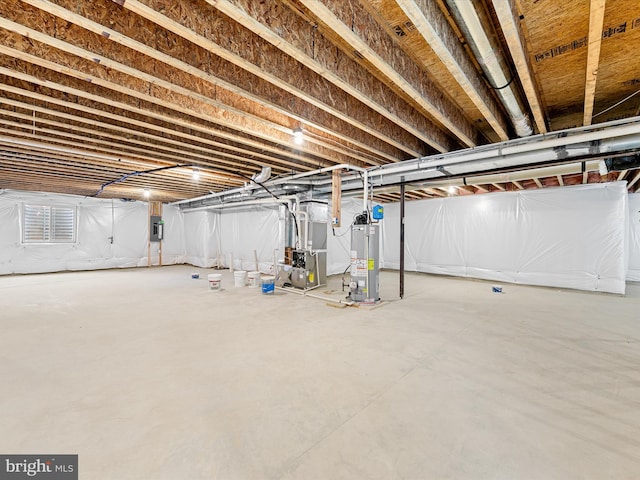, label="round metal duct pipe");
[445,0,533,137]
[252,166,272,183]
